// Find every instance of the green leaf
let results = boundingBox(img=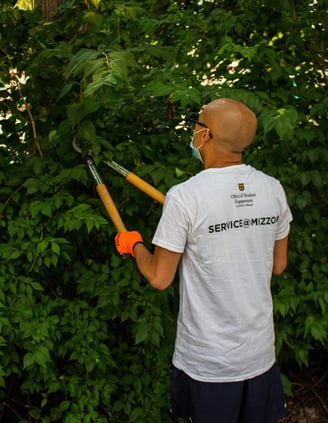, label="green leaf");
[78,120,96,142]
[59,401,71,412]
[41,202,52,217]
[85,219,94,233]
[135,321,148,344]
[23,352,34,369]
[67,100,100,126]
[171,86,201,107]
[51,241,60,255]
[23,178,42,195]
[90,0,101,8]
[150,167,166,185]
[280,373,293,397]
[29,408,41,419]
[37,240,49,253]
[65,48,100,79]
[30,282,44,291]
[146,80,172,96]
